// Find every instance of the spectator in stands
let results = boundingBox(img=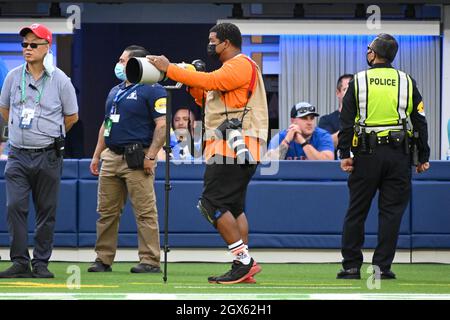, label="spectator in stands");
[0,57,8,90]
[319,74,354,154]
[88,45,166,274]
[0,142,9,160]
[148,22,266,284]
[266,102,334,160]
[0,24,79,278]
[171,107,202,161]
